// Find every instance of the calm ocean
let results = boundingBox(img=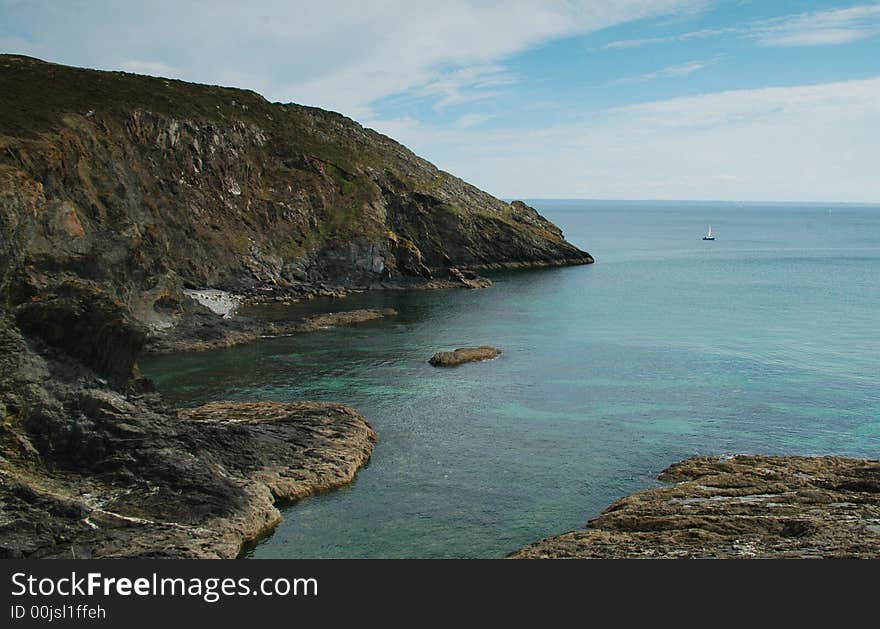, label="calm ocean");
[141,200,880,558]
